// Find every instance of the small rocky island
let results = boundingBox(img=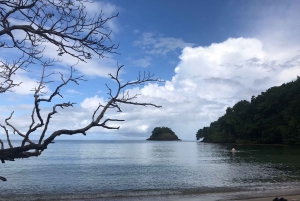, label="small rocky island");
[147,127,181,141]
